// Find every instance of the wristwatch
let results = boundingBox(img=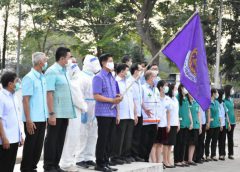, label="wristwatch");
[49,112,55,116]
